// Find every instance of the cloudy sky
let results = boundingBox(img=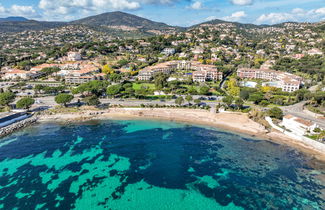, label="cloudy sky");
[0,0,324,26]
